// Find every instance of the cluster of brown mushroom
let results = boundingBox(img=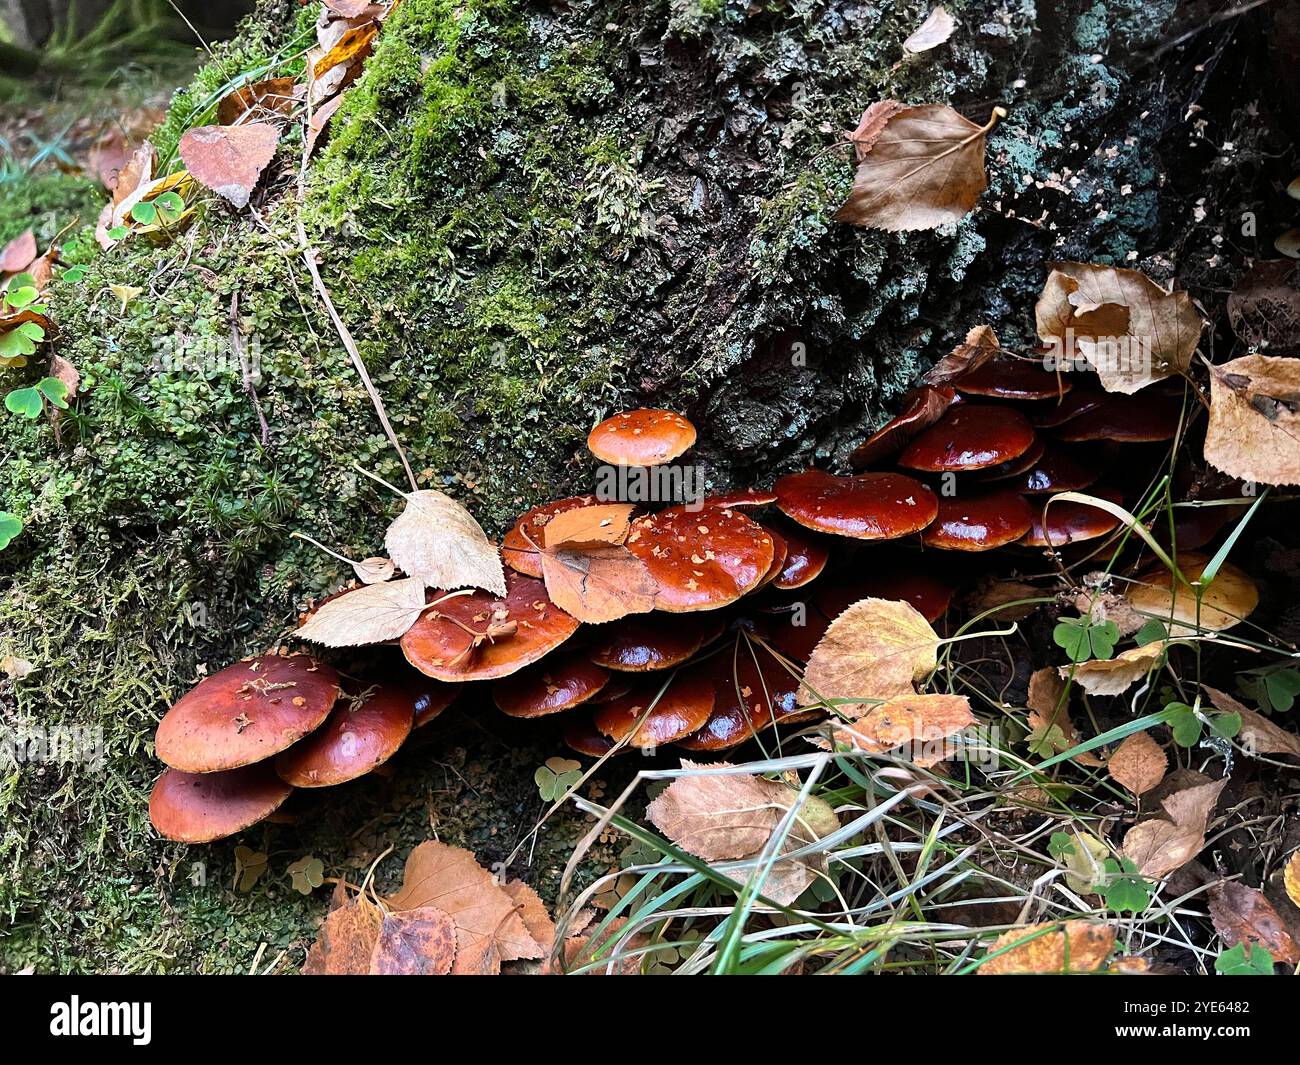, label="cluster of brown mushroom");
[149,349,1186,843]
